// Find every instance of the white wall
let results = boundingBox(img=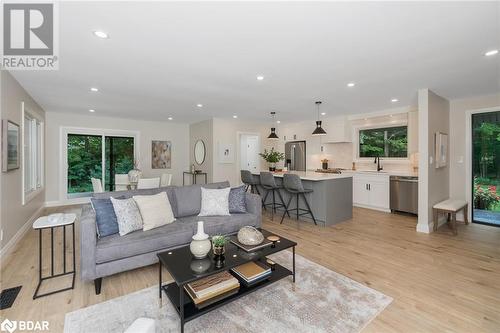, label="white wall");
[417,89,450,233]
[45,112,190,203]
[0,71,46,252]
[189,119,213,183]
